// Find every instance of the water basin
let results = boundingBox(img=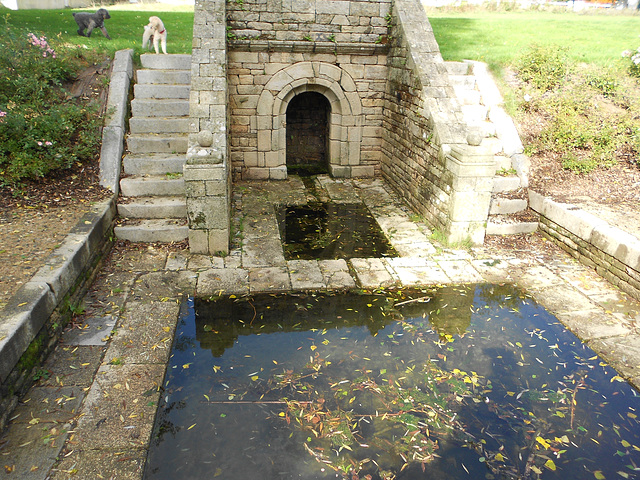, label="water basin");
[144,284,640,479]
